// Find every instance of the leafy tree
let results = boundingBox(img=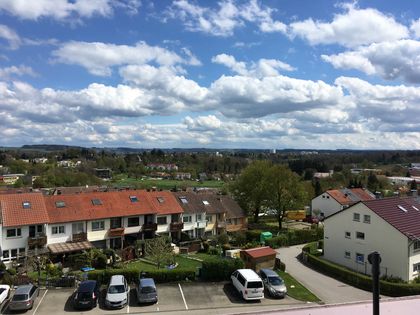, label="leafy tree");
[143,236,174,269]
[367,172,379,191]
[268,165,307,230]
[410,180,418,191]
[230,160,272,222]
[313,180,322,196]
